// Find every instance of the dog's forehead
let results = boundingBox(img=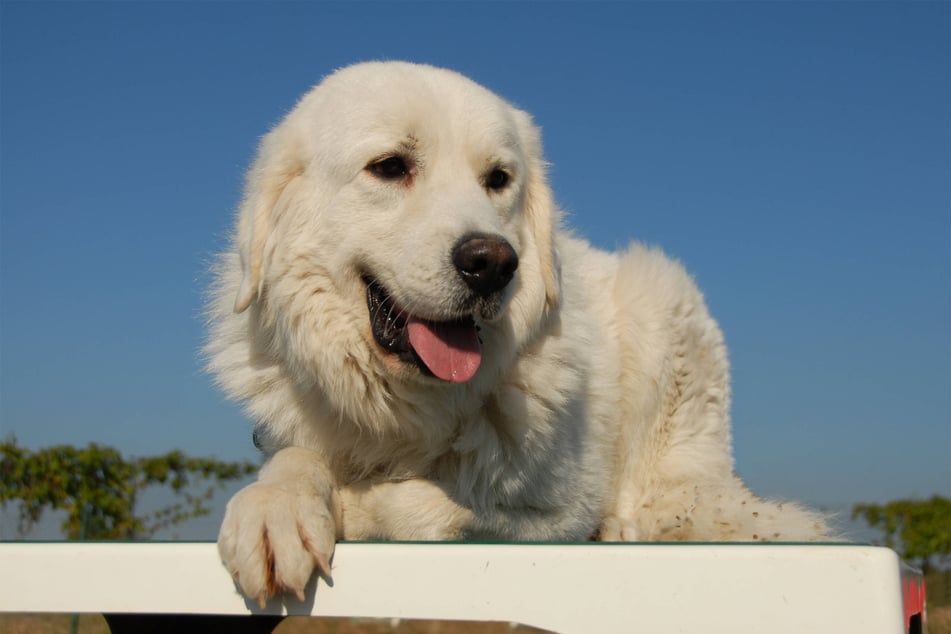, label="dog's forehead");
[302,62,523,152]
[321,62,501,108]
